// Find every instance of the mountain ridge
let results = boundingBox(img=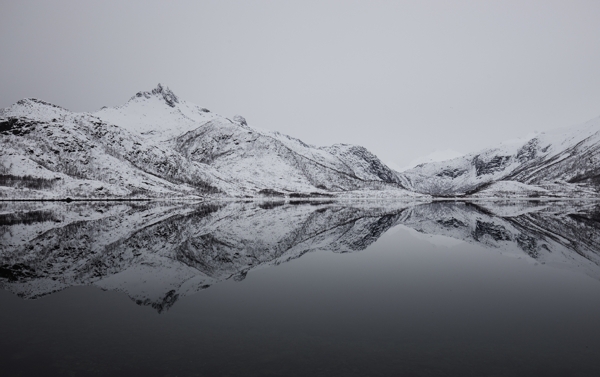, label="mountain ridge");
[397,115,600,197]
[2,83,600,199]
[0,84,417,199]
